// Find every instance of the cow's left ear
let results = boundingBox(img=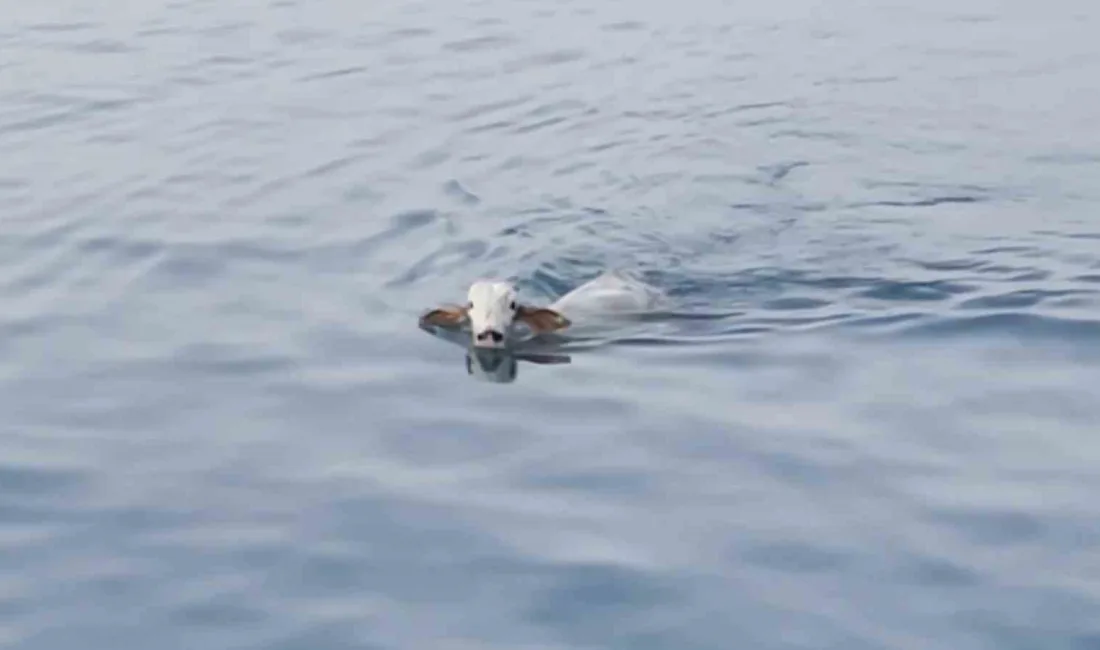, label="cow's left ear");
[516,305,570,333]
